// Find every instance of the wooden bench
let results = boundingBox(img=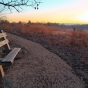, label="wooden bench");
[0,30,21,77]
